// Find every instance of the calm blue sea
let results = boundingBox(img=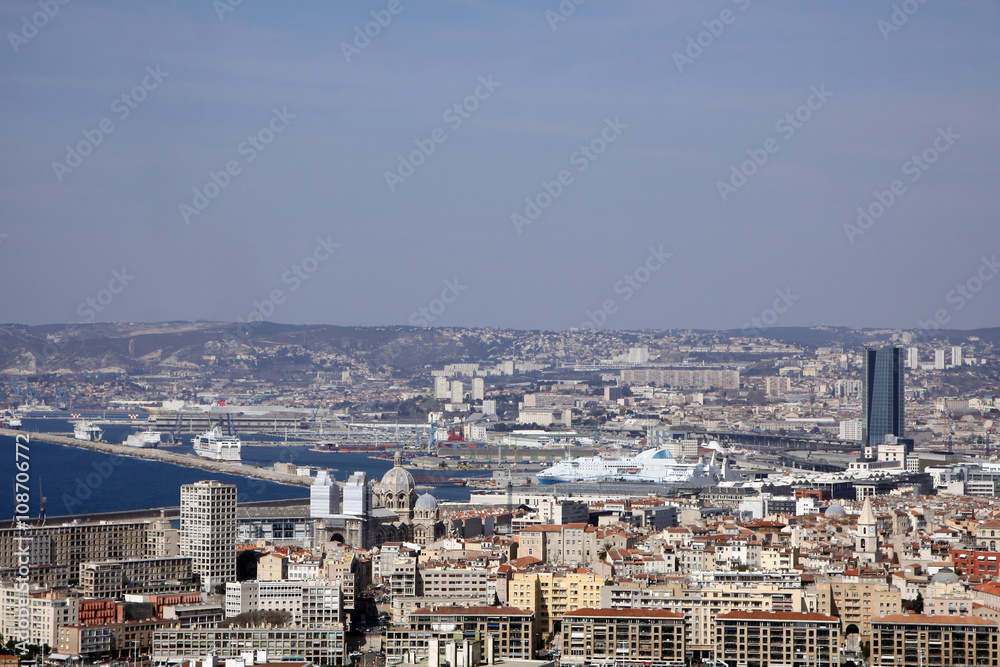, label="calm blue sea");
[2,417,472,518]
